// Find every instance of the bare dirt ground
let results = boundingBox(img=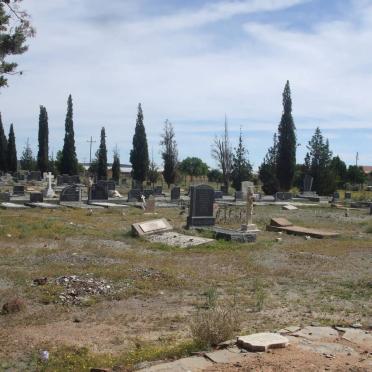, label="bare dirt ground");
[0,203,371,371]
